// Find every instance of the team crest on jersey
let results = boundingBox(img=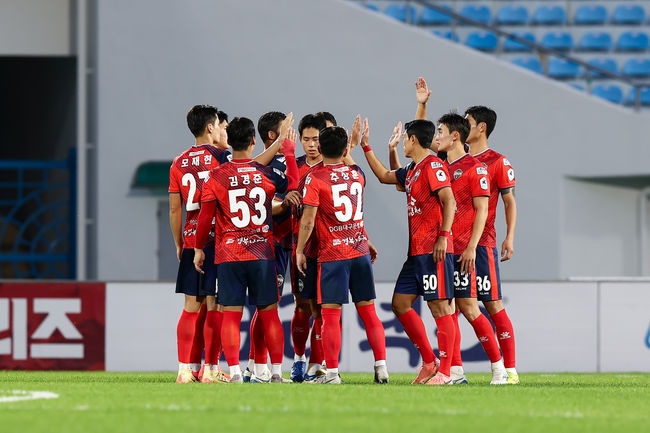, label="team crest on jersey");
[277,156,286,163]
[413,169,421,182]
[298,279,304,292]
[476,166,488,175]
[503,158,511,166]
[431,161,443,169]
[453,169,463,180]
[277,274,284,287]
[480,177,488,190]
[262,225,270,233]
[227,154,233,161]
[507,168,515,181]
[436,170,447,181]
